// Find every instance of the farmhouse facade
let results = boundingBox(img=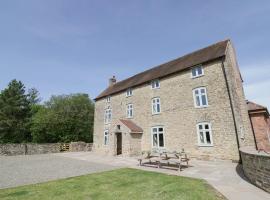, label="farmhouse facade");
[93,39,255,161]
